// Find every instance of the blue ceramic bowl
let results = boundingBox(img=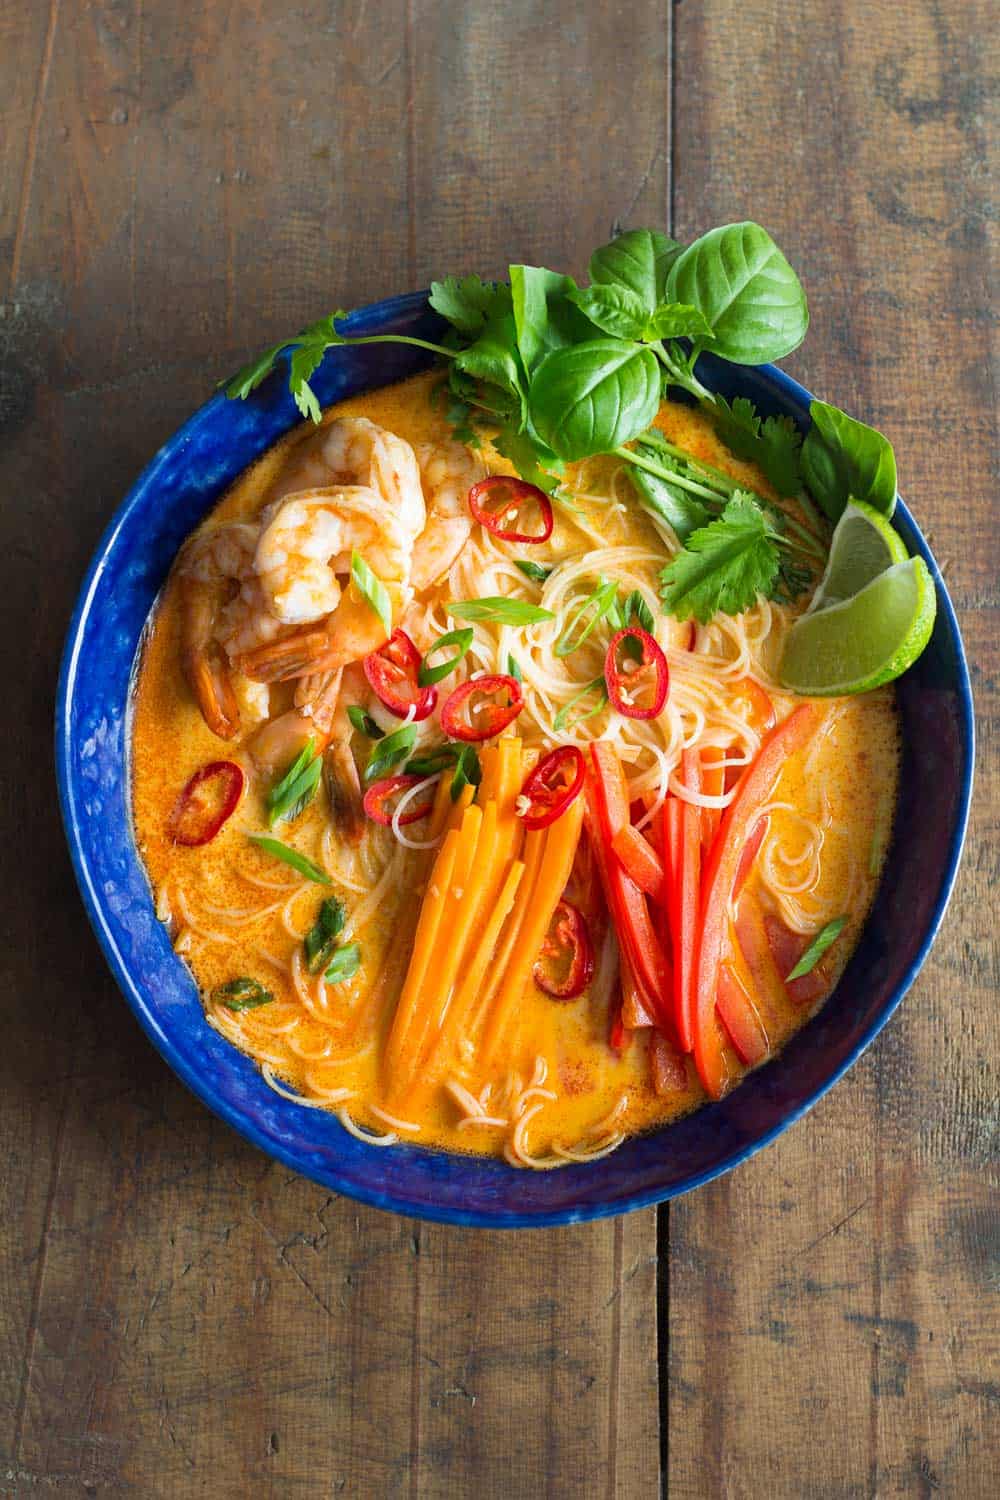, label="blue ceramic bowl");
[56,291,974,1227]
